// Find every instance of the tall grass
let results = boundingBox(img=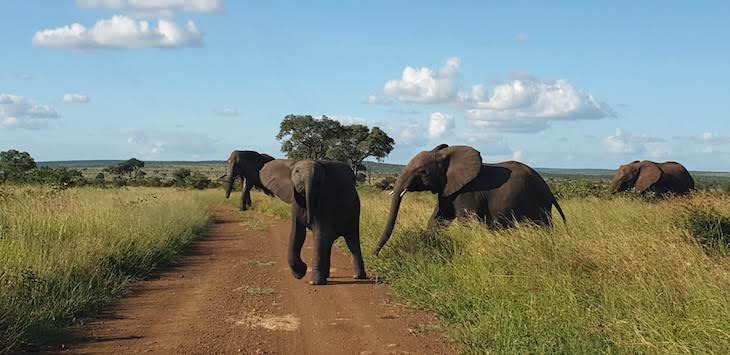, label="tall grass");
[250,188,730,353]
[0,186,211,352]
